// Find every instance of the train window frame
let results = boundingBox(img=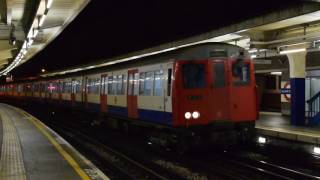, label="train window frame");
[154,70,163,96]
[134,73,139,96]
[139,72,145,95]
[108,76,113,95]
[182,63,206,89]
[232,62,250,86]
[116,75,124,95]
